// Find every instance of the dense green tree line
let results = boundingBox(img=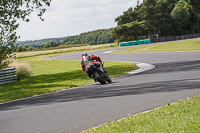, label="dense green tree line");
[17,37,67,47]
[63,28,115,45]
[16,45,34,52]
[17,28,114,48]
[16,41,58,52]
[16,28,115,52]
[112,0,200,42]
